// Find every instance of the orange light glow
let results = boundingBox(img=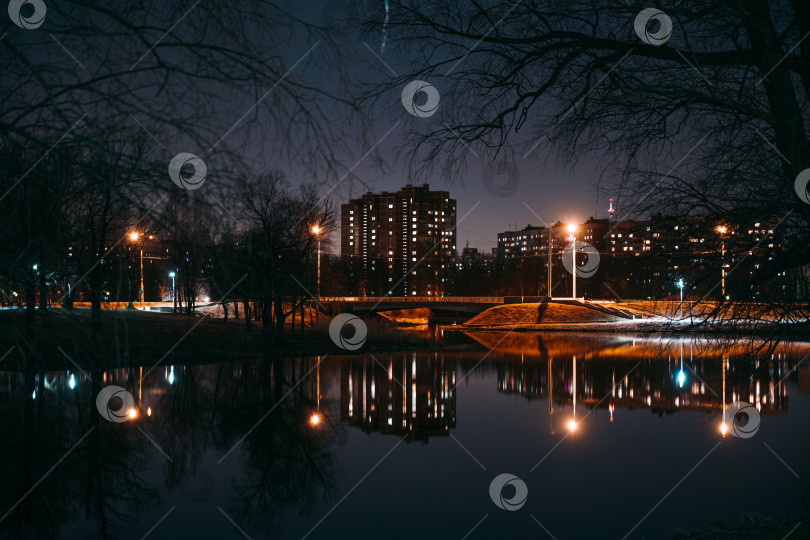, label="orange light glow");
[128,231,140,241]
[147,407,152,417]
[720,422,728,436]
[127,408,138,420]
[309,413,321,426]
[716,226,727,234]
[566,223,577,234]
[311,225,321,235]
[566,419,578,432]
